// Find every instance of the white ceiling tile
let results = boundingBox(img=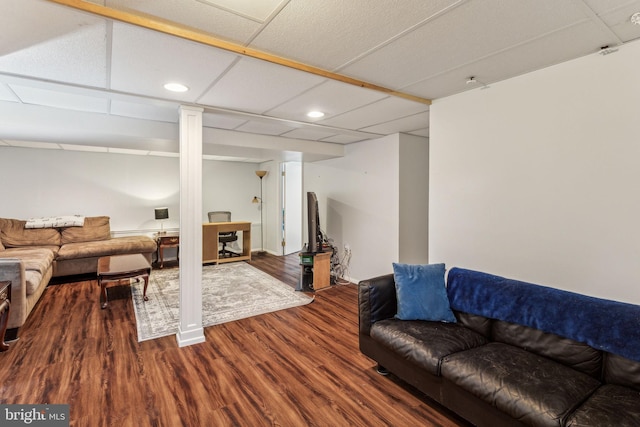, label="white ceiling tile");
[281,128,338,141]
[0,0,104,56]
[197,0,287,22]
[203,113,248,130]
[199,57,325,113]
[319,134,366,144]
[408,128,429,138]
[236,120,293,135]
[360,112,429,134]
[266,80,388,122]
[110,100,179,123]
[110,22,239,102]
[106,0,261,43]
[0,21,108,88]
[322,97,428,130]
[250,0,460,70]
[0,84,19,103]
[10,85,109,114]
